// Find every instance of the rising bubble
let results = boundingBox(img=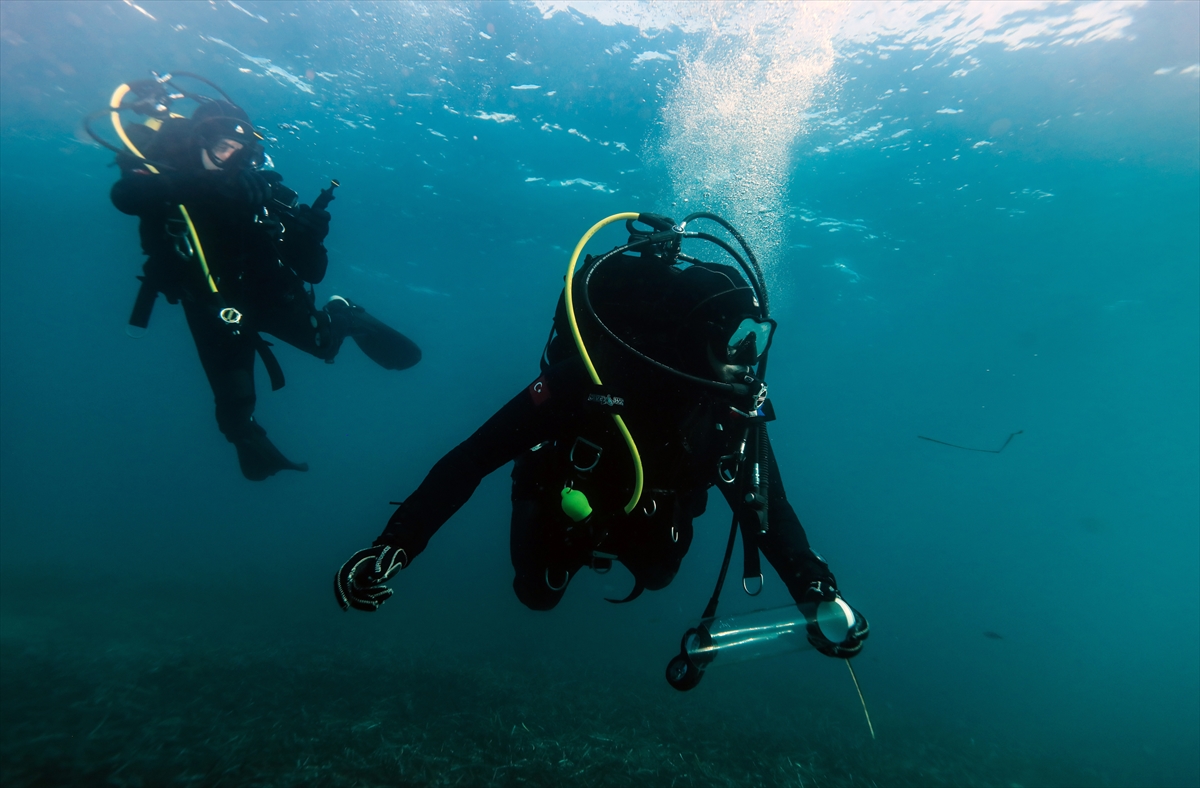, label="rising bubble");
[656,3,845,300]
